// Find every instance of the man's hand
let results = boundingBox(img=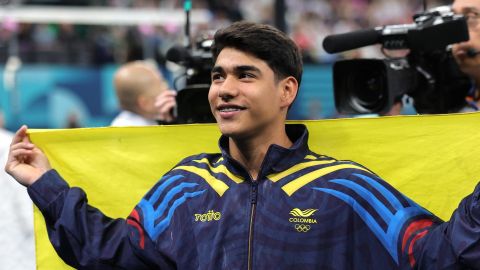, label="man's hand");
[5,125,52,186]
[154,90,177,123]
